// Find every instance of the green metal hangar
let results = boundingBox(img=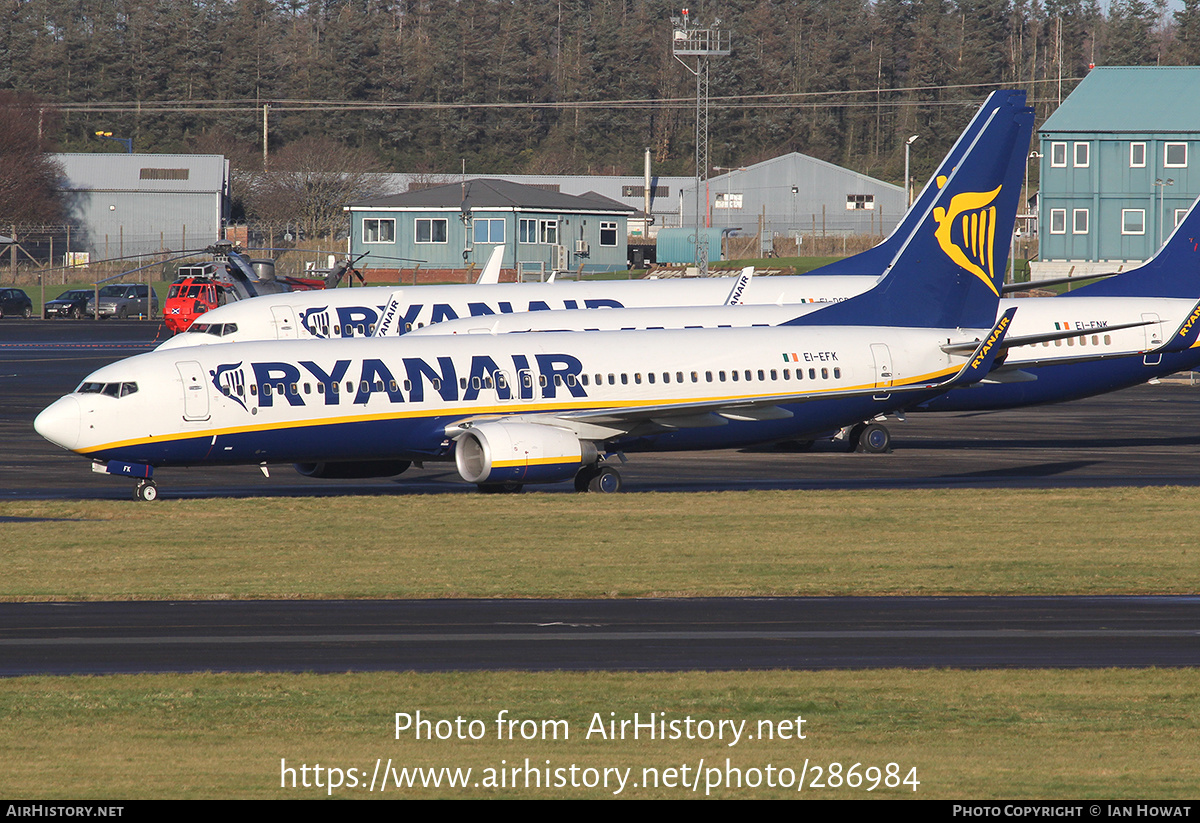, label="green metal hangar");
[1037,66,1200,276]
[345,178,635,278]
